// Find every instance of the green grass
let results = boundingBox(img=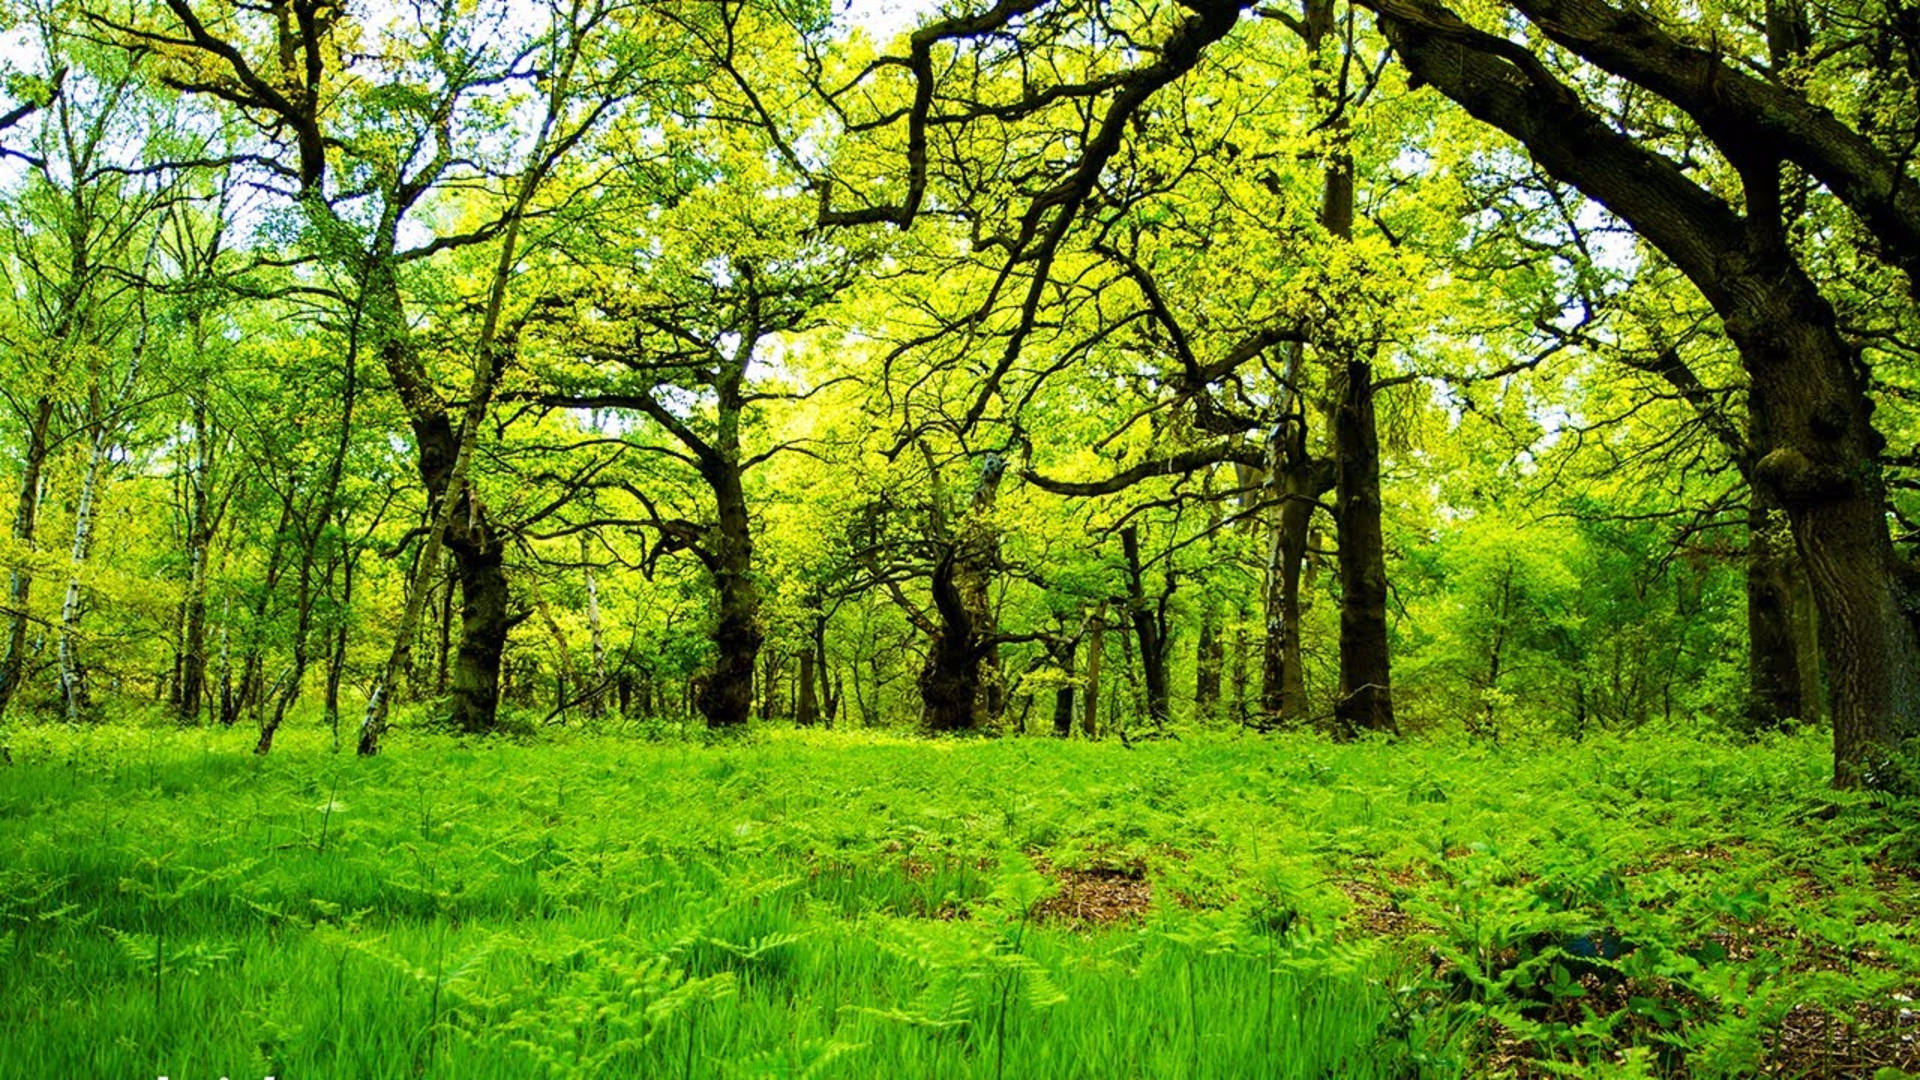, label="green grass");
[0,721,1915,1078]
